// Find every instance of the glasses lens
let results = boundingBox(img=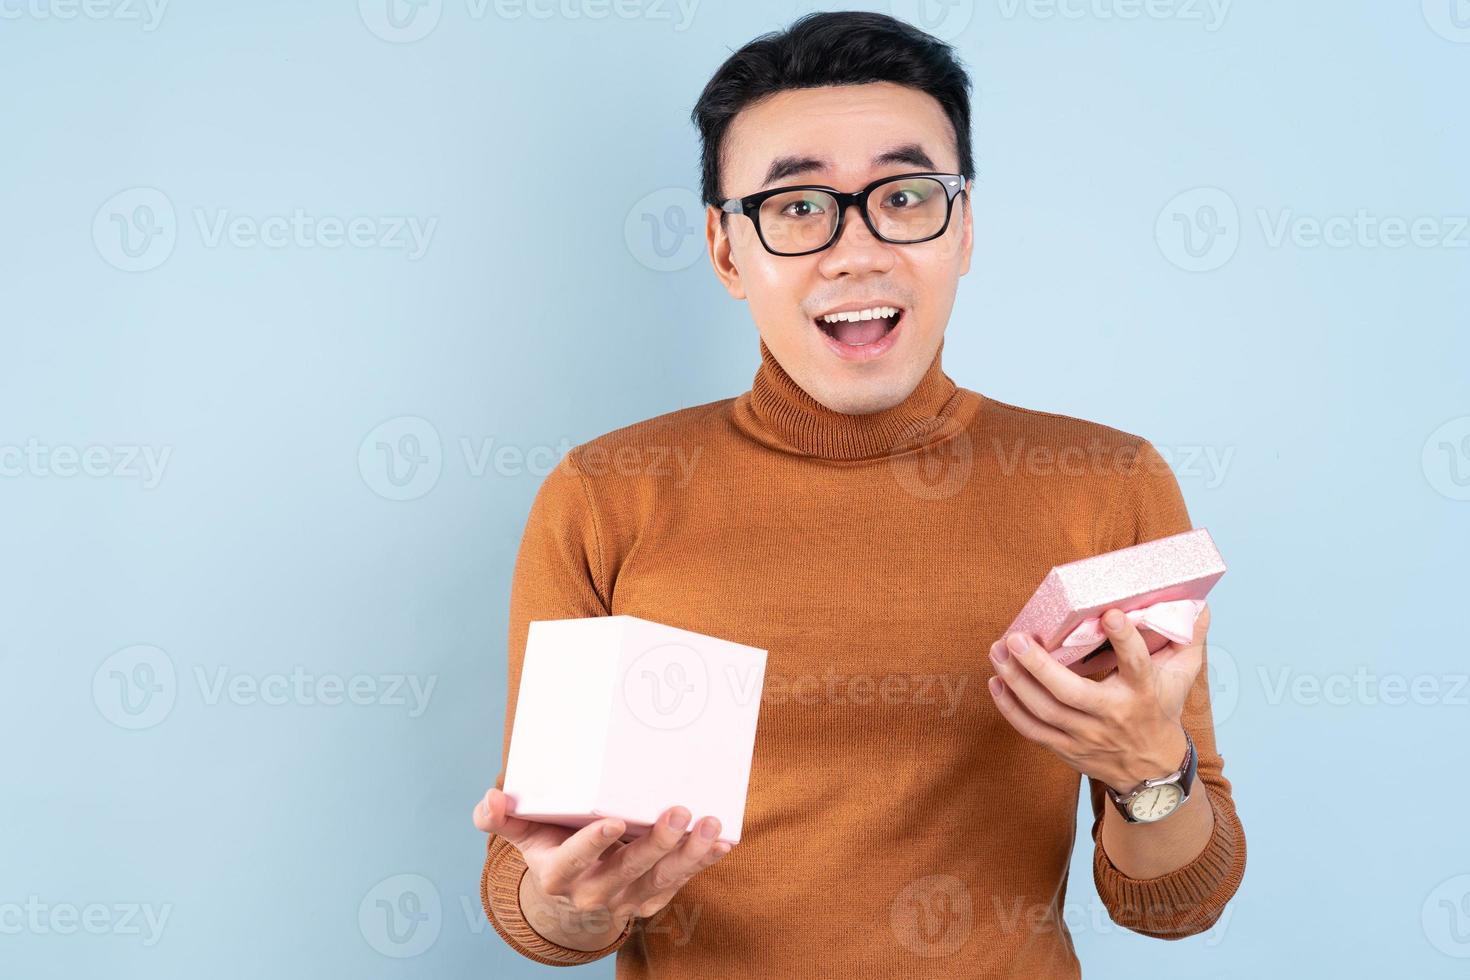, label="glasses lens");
[757,189,839,254]
[867,177,949,243]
